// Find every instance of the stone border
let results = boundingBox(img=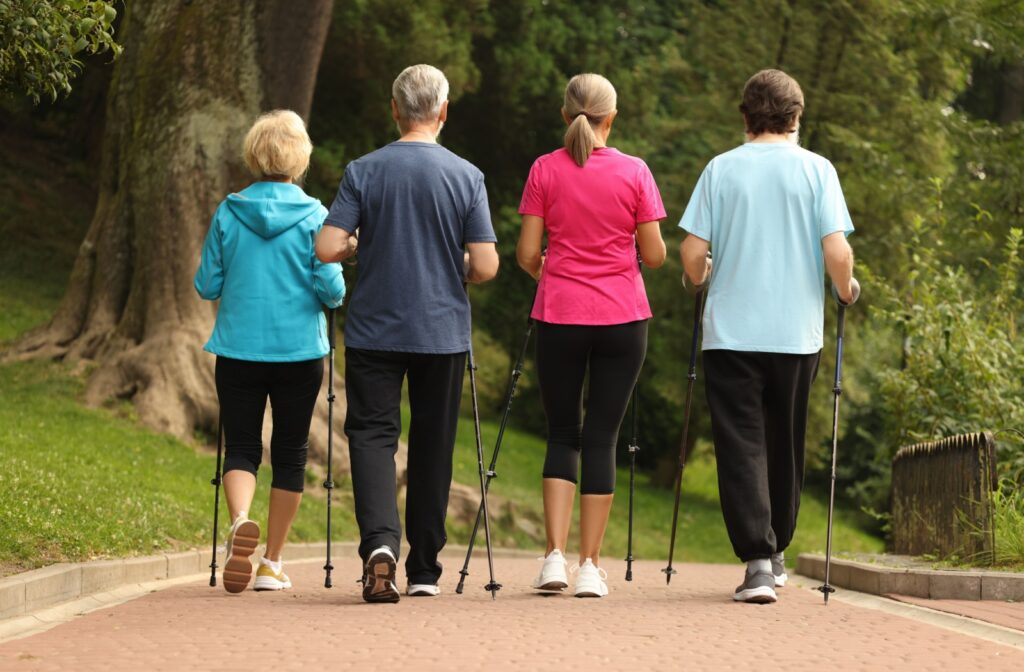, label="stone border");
[0,542,344,623]
[0,541,536,628]
[786,573,1024,651]
[797,553,1024,601]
